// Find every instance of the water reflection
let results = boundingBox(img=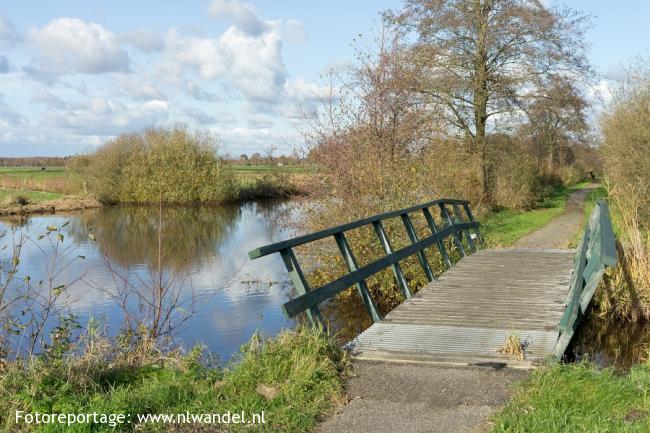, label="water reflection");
[567,313,650,370]
[1,201,296,360]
